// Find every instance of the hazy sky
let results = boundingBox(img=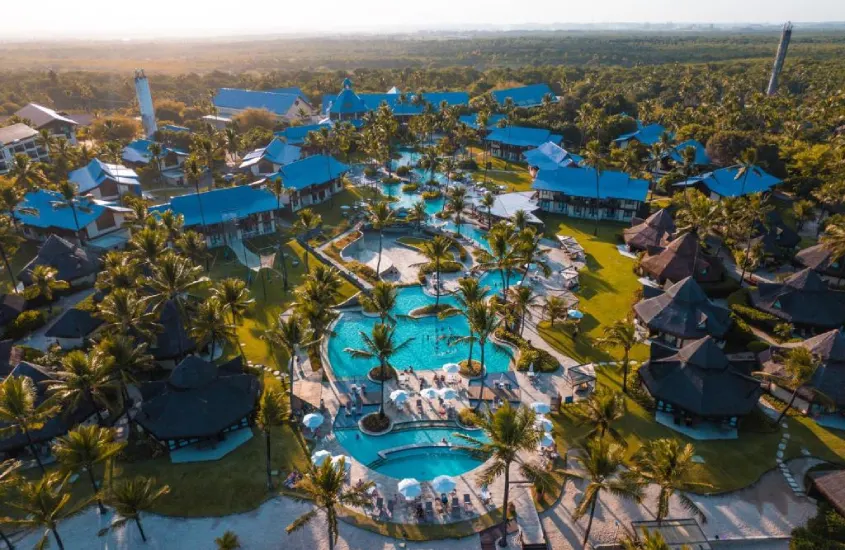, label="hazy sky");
[7,0,845,38]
